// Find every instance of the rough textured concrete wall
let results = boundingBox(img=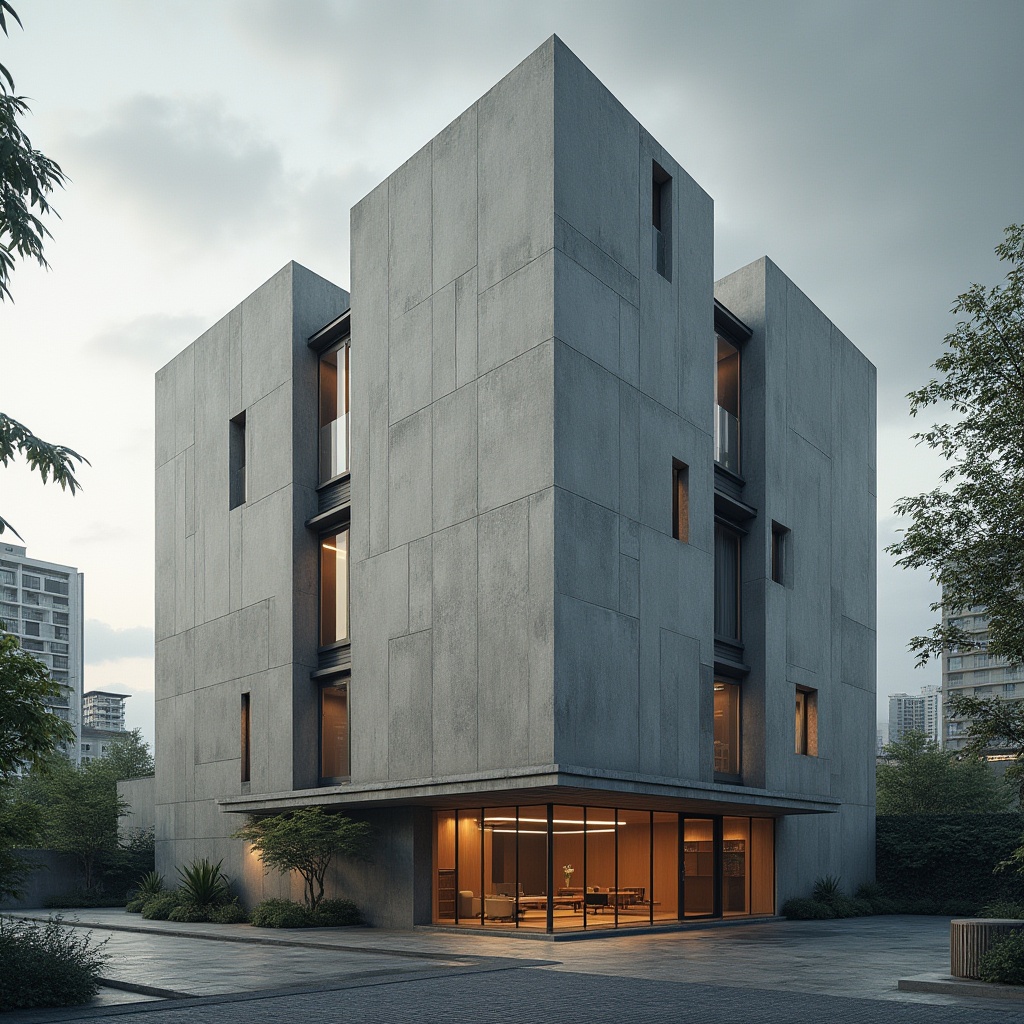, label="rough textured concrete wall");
[714,258,877,902]
[0,850,81,910]
[550,39,716,778]
[118,776,156,838]
[154,262,349,898]
[349,38,557,786]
